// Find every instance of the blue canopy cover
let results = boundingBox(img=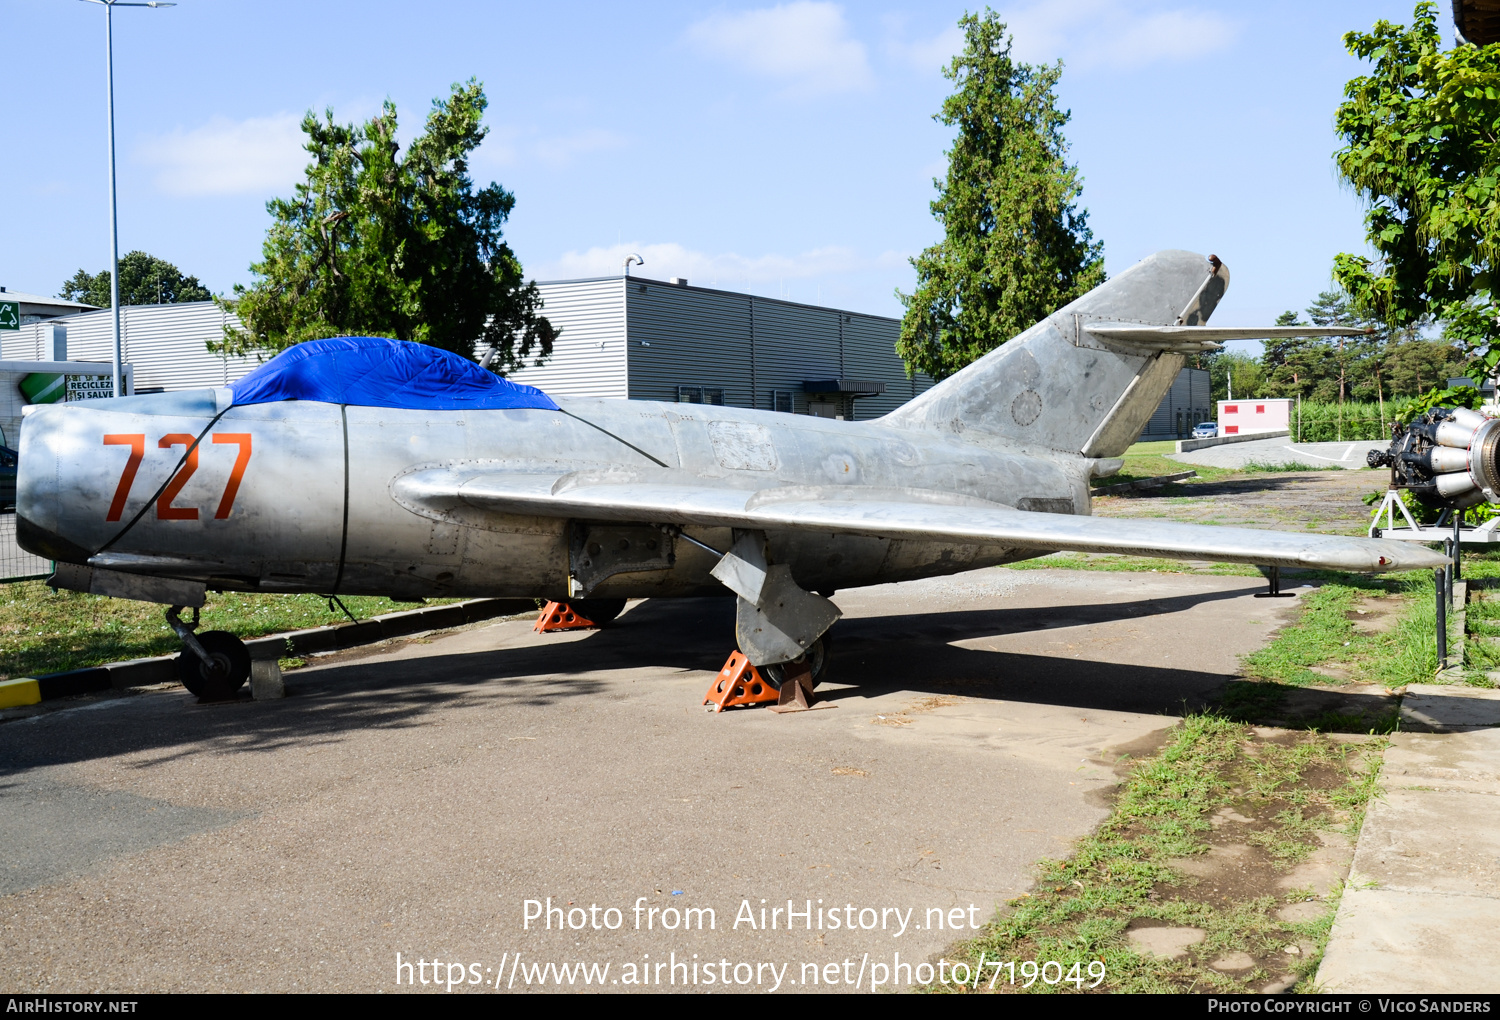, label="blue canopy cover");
[228,336,558,411]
